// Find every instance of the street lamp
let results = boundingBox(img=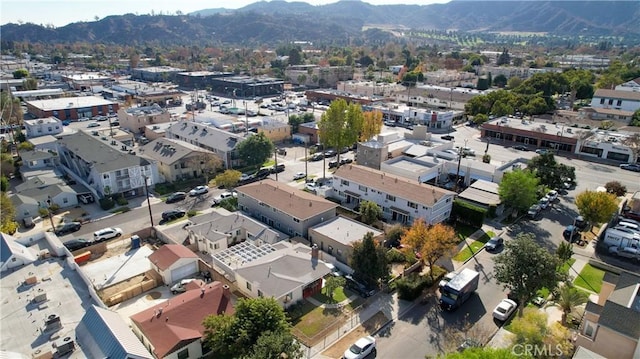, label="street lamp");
[142,175,154,227]
[46,197,55,232]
